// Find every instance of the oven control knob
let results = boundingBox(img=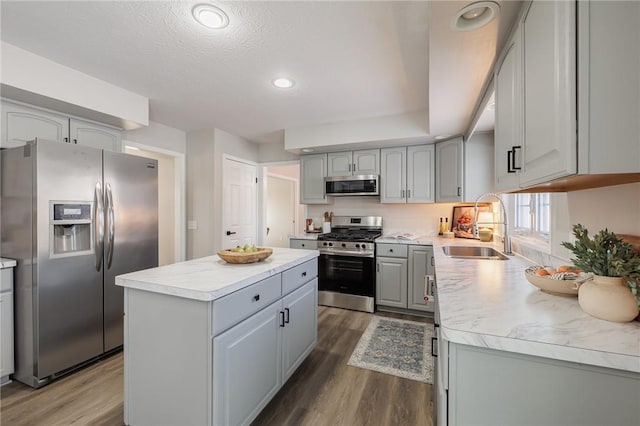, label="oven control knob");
[323,242,328,246]
[341,243,346,248]
[355,244,360,249]
[329,242,333,247]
